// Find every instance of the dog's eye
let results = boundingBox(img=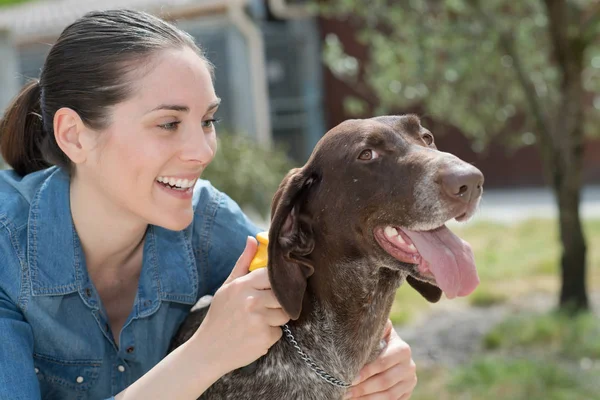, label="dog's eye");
[423,133,434,145]
[358,149,379,160]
